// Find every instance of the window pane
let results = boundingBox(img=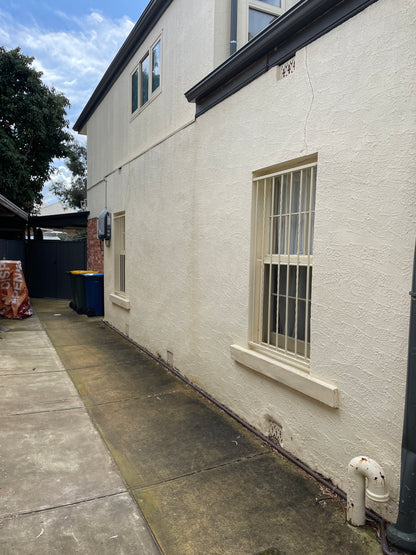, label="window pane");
[131,70,139,113]
[273,176,282,215]
[290,214,299,254]
[298,266,307,299]
[300,213,309,255]
[287,298,296,338]
[120,254,126,292]
[297,300,306,341]
[279,265,287,296]
[310,212,315,254]
[152,40,161,92]
[281,173,289,214]
[248,8,276,40]
[291,171,301,213]
[278,296,286,336]
[288,265,297,298]
[140,54,149,106]
[301,171,311,212]
[258,0,281,6]
[272,216,279,254]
